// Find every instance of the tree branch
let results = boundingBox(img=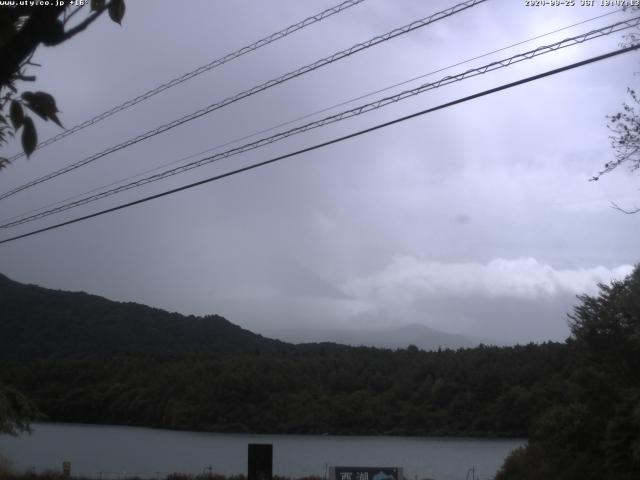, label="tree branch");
[62,4,85,26]
[0,6,65,89]
[14,74,35,82]
[57,4,110,44]
[611,201,640,214]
